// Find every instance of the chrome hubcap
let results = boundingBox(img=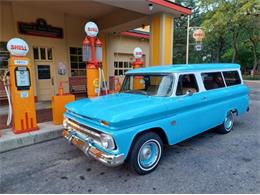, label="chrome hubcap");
[224,112,233,131]
[140,145,152,161]
[138,140,161,170]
